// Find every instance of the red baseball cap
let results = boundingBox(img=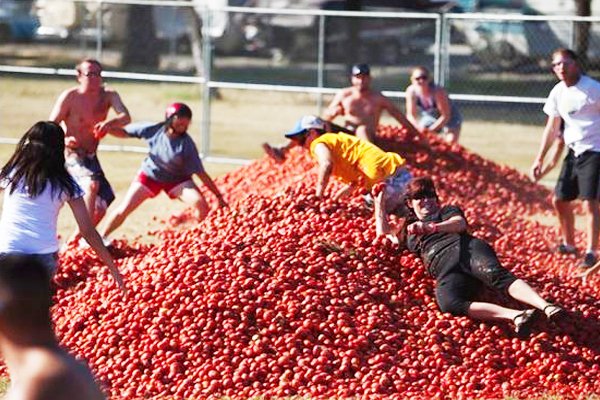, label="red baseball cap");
[165,102,192,120]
